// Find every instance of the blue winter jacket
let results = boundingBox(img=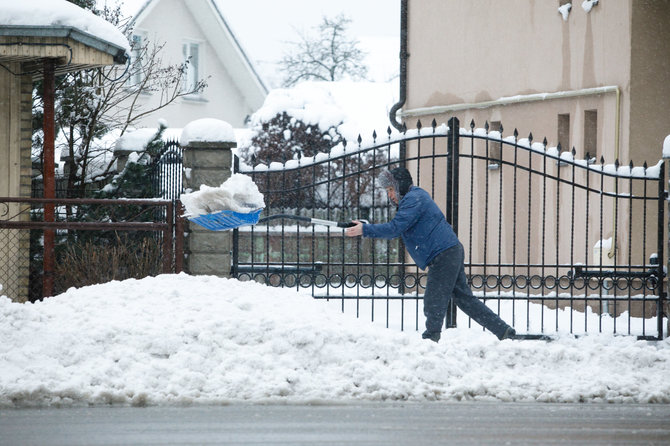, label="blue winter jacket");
[363,186,459,270]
